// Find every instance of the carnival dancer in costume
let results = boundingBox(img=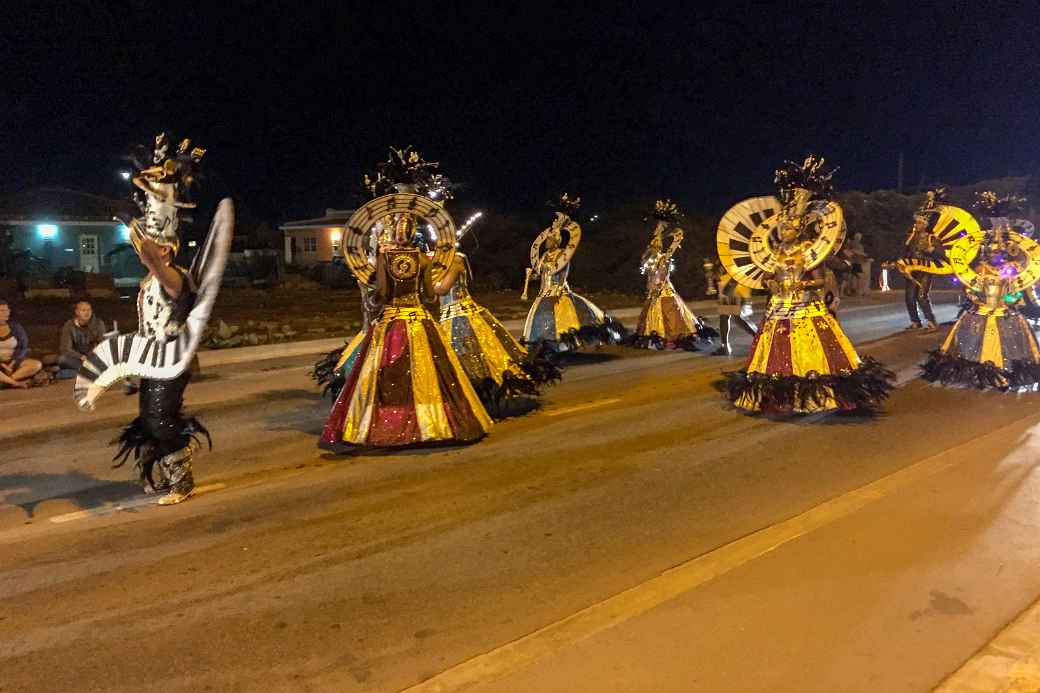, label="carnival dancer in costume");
[521,194,626,351]
[893,188,952,331]
[438,215,561,414]
[716,155,894,414]
[73,133,233,504]
[320,148,492,451]
[921,192,1040,390]
[631,200,716,350]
